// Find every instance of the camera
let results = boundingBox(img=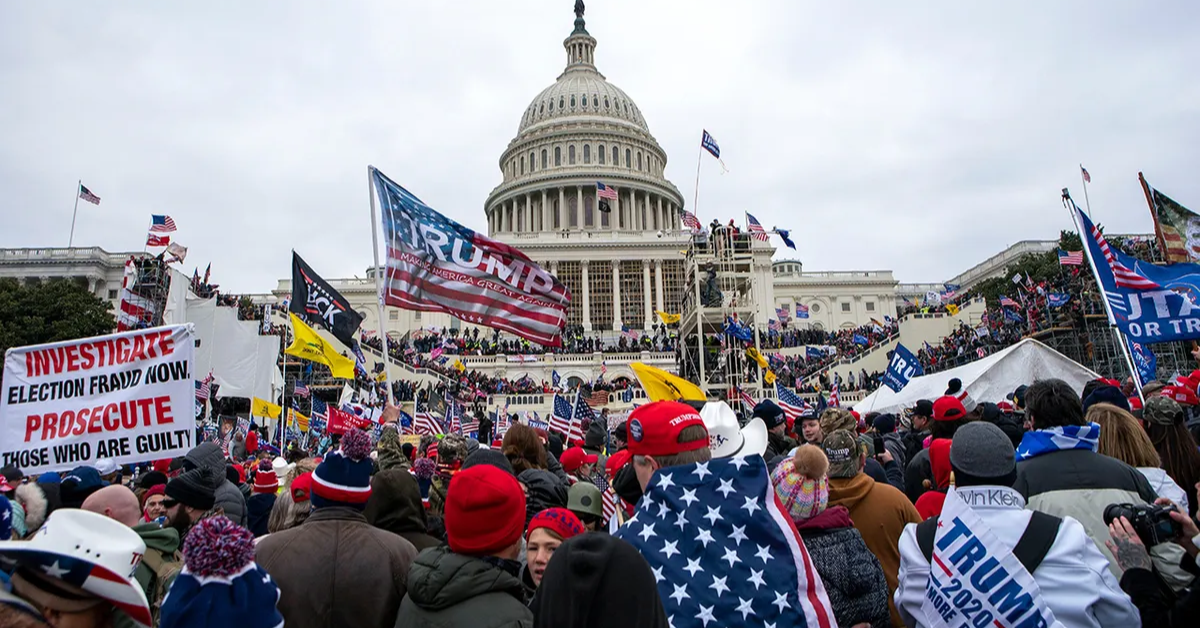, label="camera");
[1103,502,1182,547]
